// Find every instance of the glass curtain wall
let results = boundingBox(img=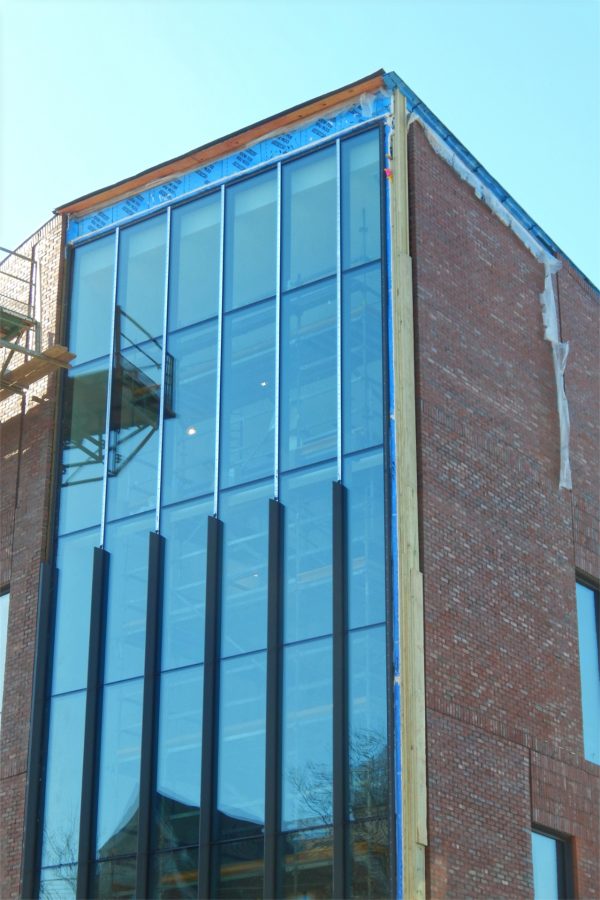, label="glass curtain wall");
[39,125,389,900]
